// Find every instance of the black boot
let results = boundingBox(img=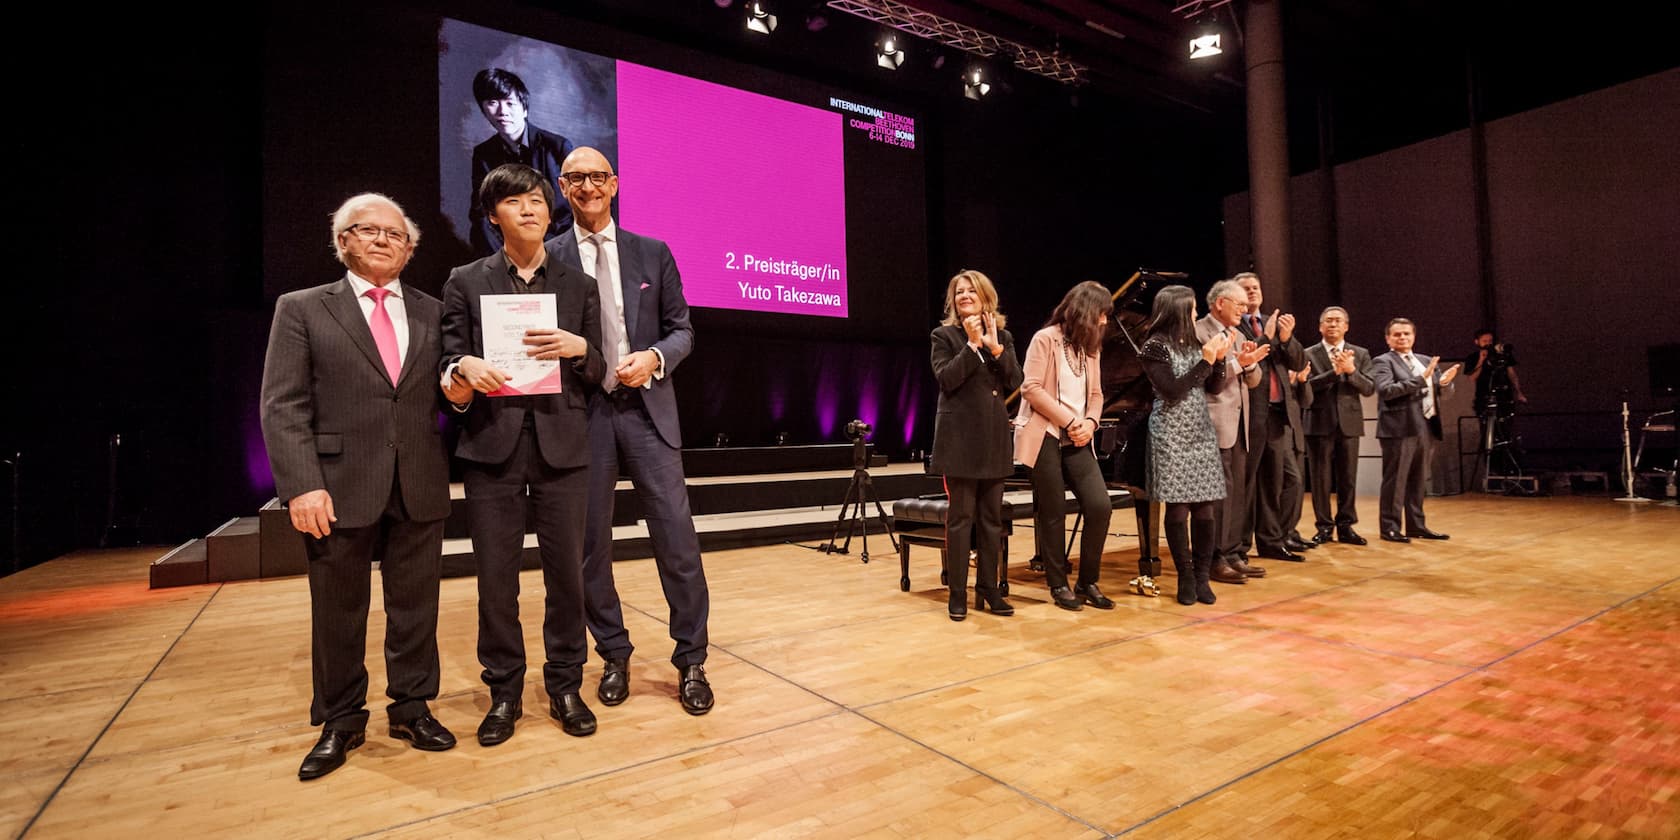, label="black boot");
[1165,519,1196,606]
[1192,518,1218,605]
[1135,500,1162,578]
